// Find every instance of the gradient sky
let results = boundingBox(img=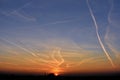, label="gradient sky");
[0,0,120,75]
